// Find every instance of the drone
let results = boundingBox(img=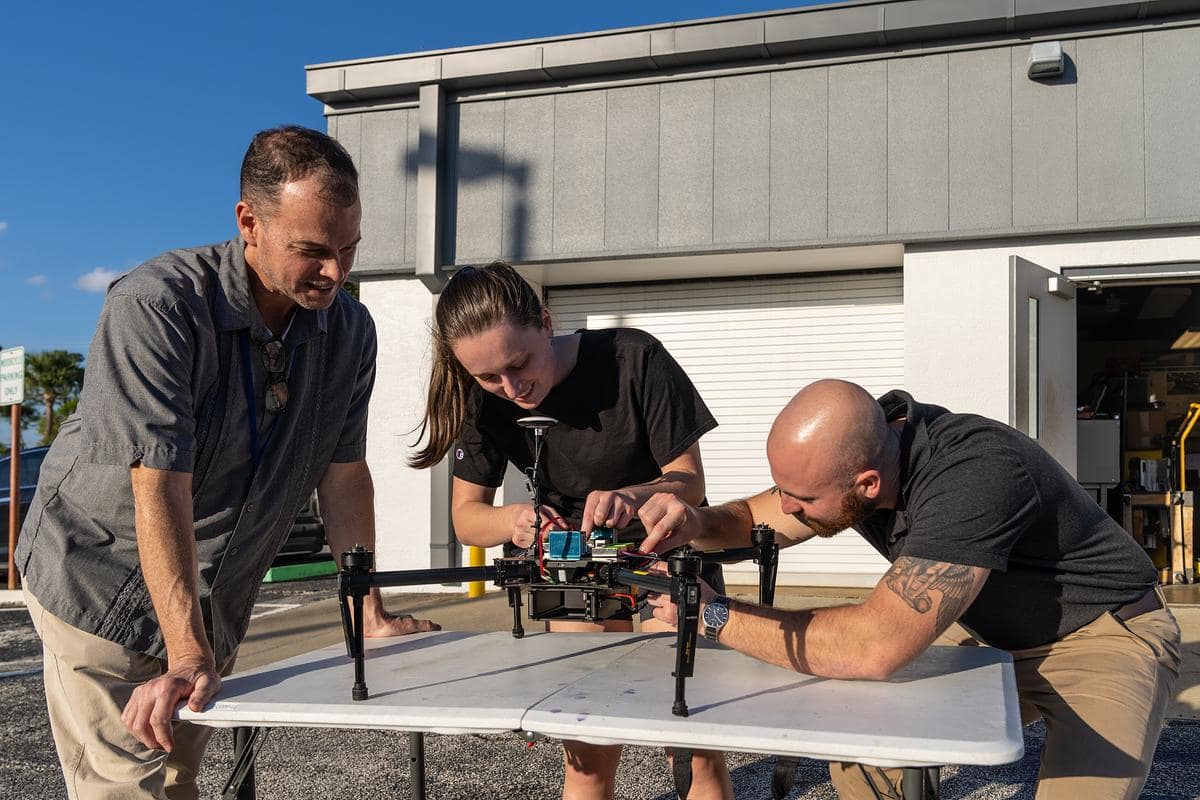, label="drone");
[338,415,781,719]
